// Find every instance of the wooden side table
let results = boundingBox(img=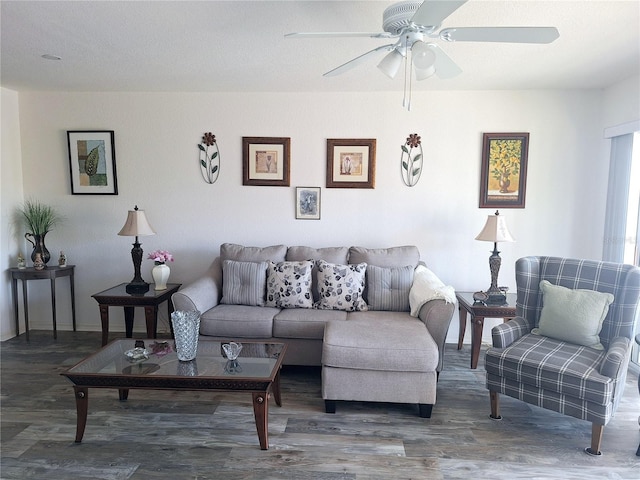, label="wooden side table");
[456,291,517,369]
[92,283,181,346]
[10,265,77,341]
